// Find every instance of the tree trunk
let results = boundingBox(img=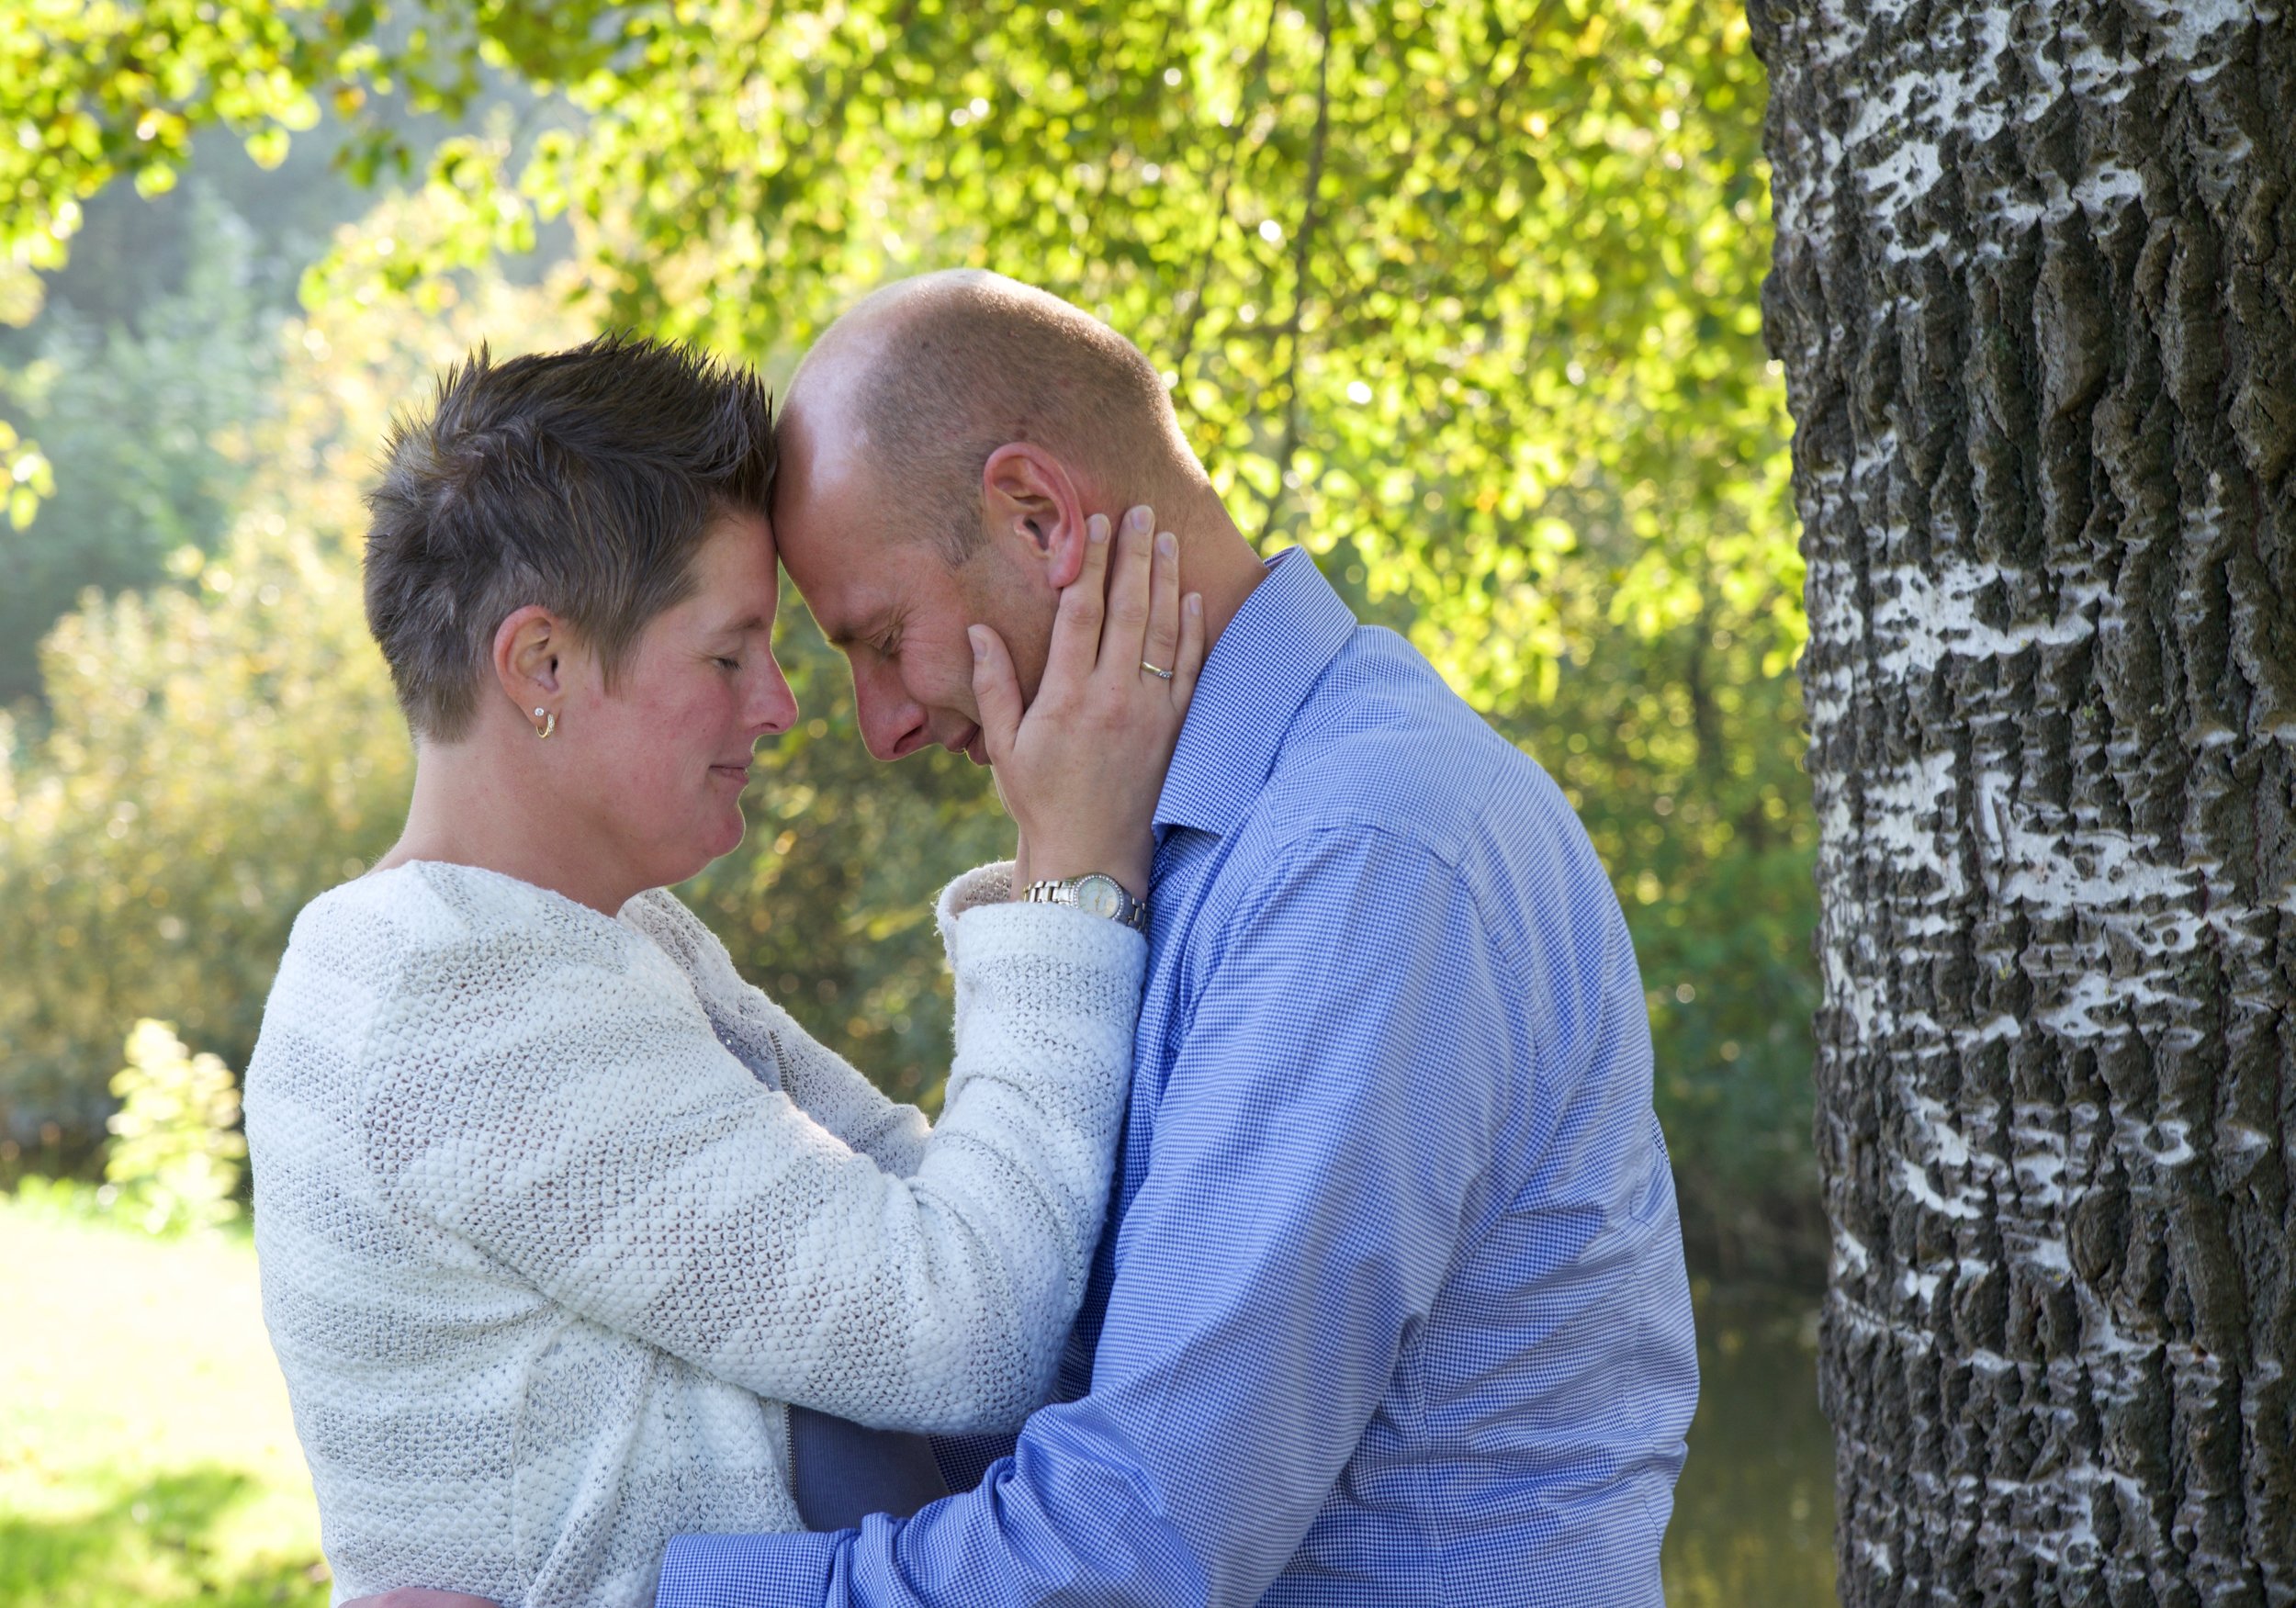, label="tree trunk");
[1750,1,2296,1602]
